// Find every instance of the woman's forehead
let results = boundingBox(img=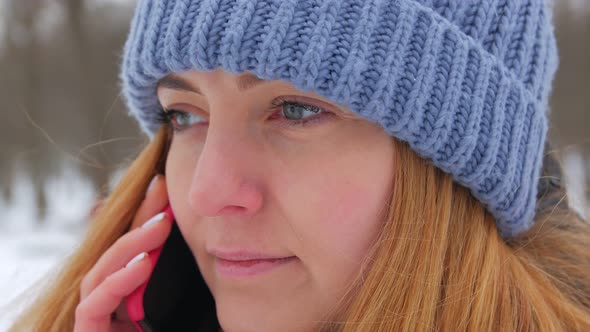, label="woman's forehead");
[157,70,357,115]
[157,70,275,95]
